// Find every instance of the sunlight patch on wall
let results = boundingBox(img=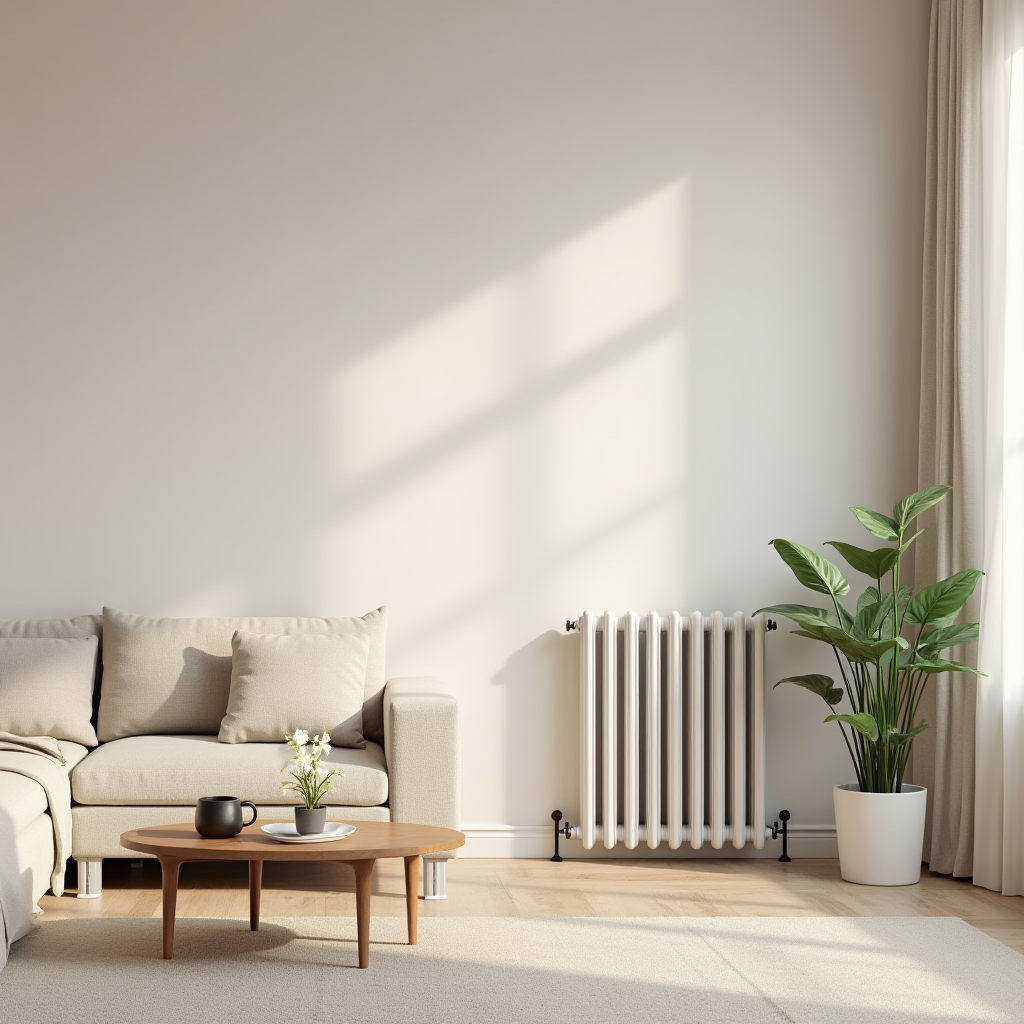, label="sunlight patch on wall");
[530,181,688,369]
[542,330,683,550]
[328,284,514,484]
[315,433,509,621]
[317,179,689,649]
